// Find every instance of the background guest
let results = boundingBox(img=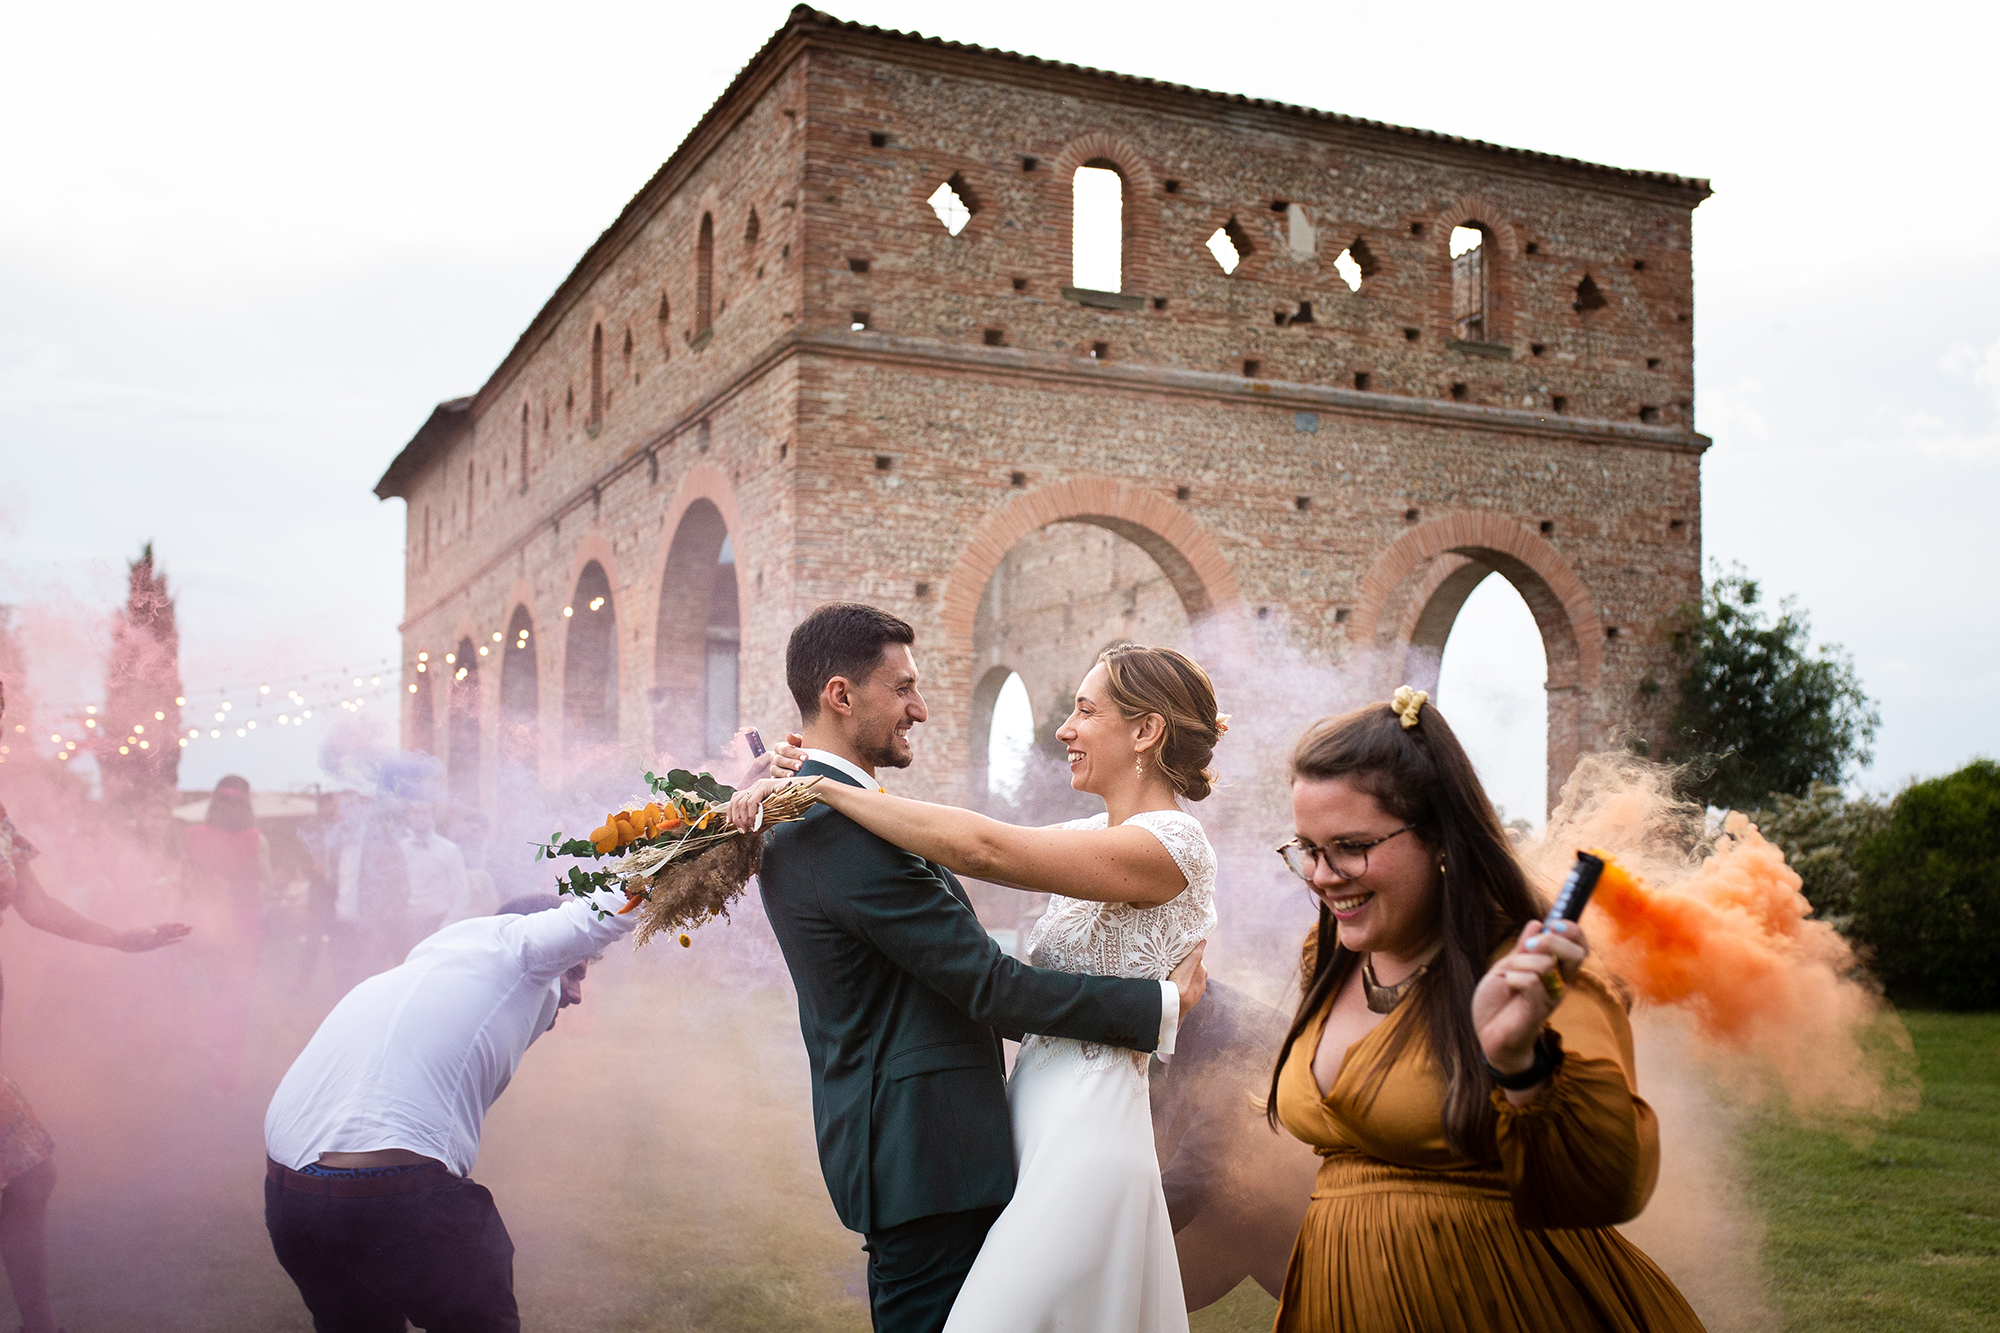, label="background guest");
[182,774,270,1091]
[397,801,469,941]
